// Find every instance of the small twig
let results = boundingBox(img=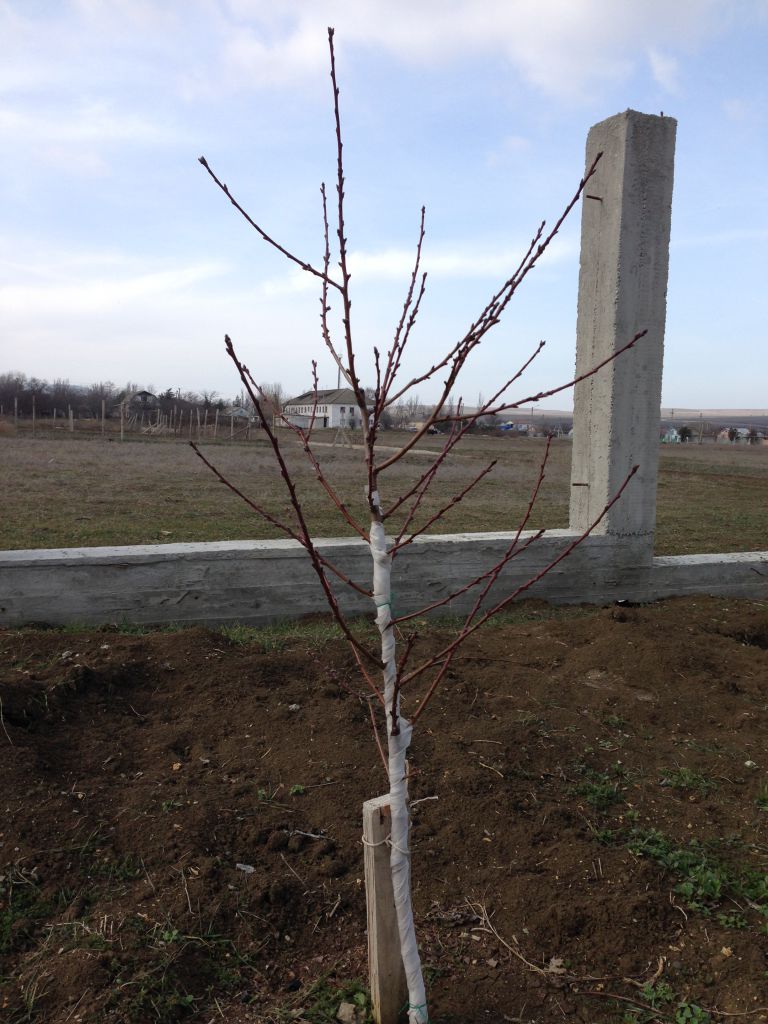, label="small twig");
[0,696,13,746]
[279,852,307,887]
[198,155,339,290]
[180,868,193,915]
